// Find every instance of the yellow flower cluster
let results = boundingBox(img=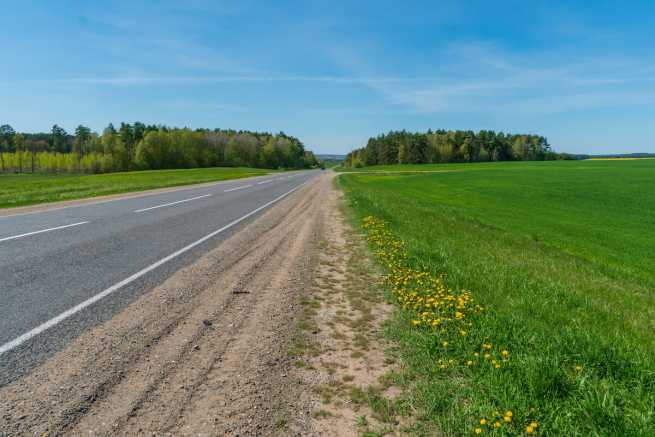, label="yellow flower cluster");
[473,411,537,434]
[467,341,511,369]
[362,216,483,337]
[362,216,536,435]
